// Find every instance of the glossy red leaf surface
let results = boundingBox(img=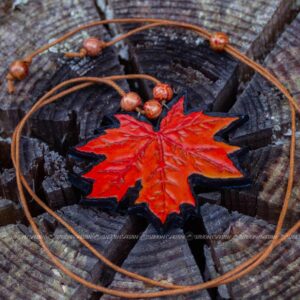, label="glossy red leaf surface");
[76,96,243,223]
